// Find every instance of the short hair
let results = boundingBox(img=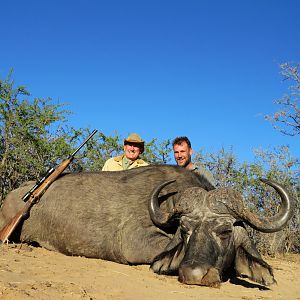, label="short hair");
[172,136,192,148]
